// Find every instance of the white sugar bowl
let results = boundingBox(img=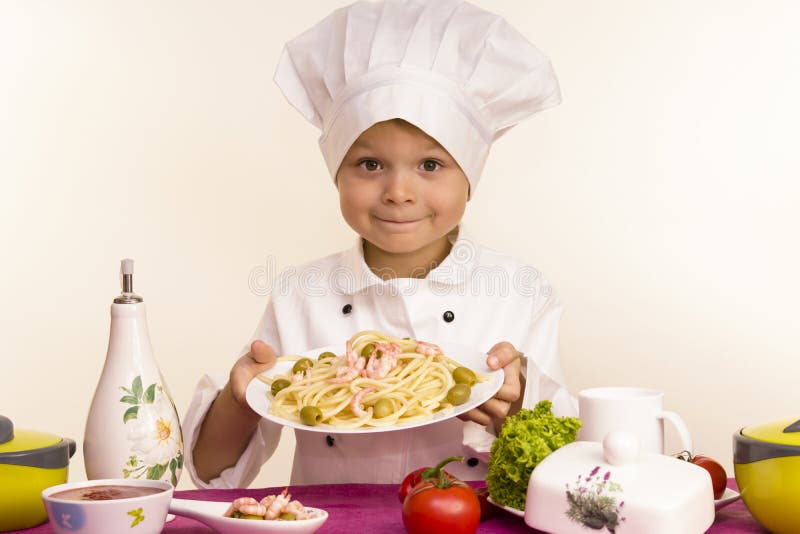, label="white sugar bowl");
[524,431,715,534]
